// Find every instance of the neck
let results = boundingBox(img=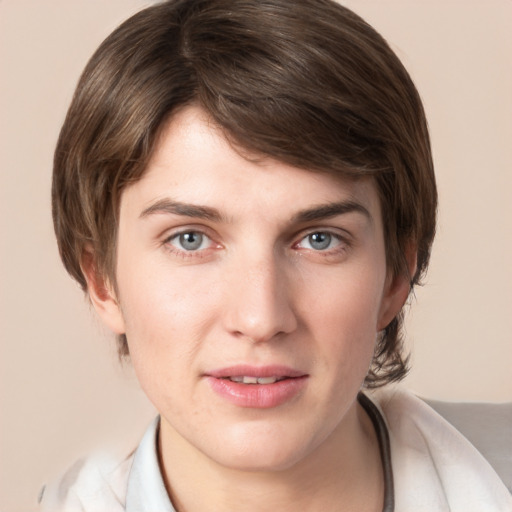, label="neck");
[159,400,384,512]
